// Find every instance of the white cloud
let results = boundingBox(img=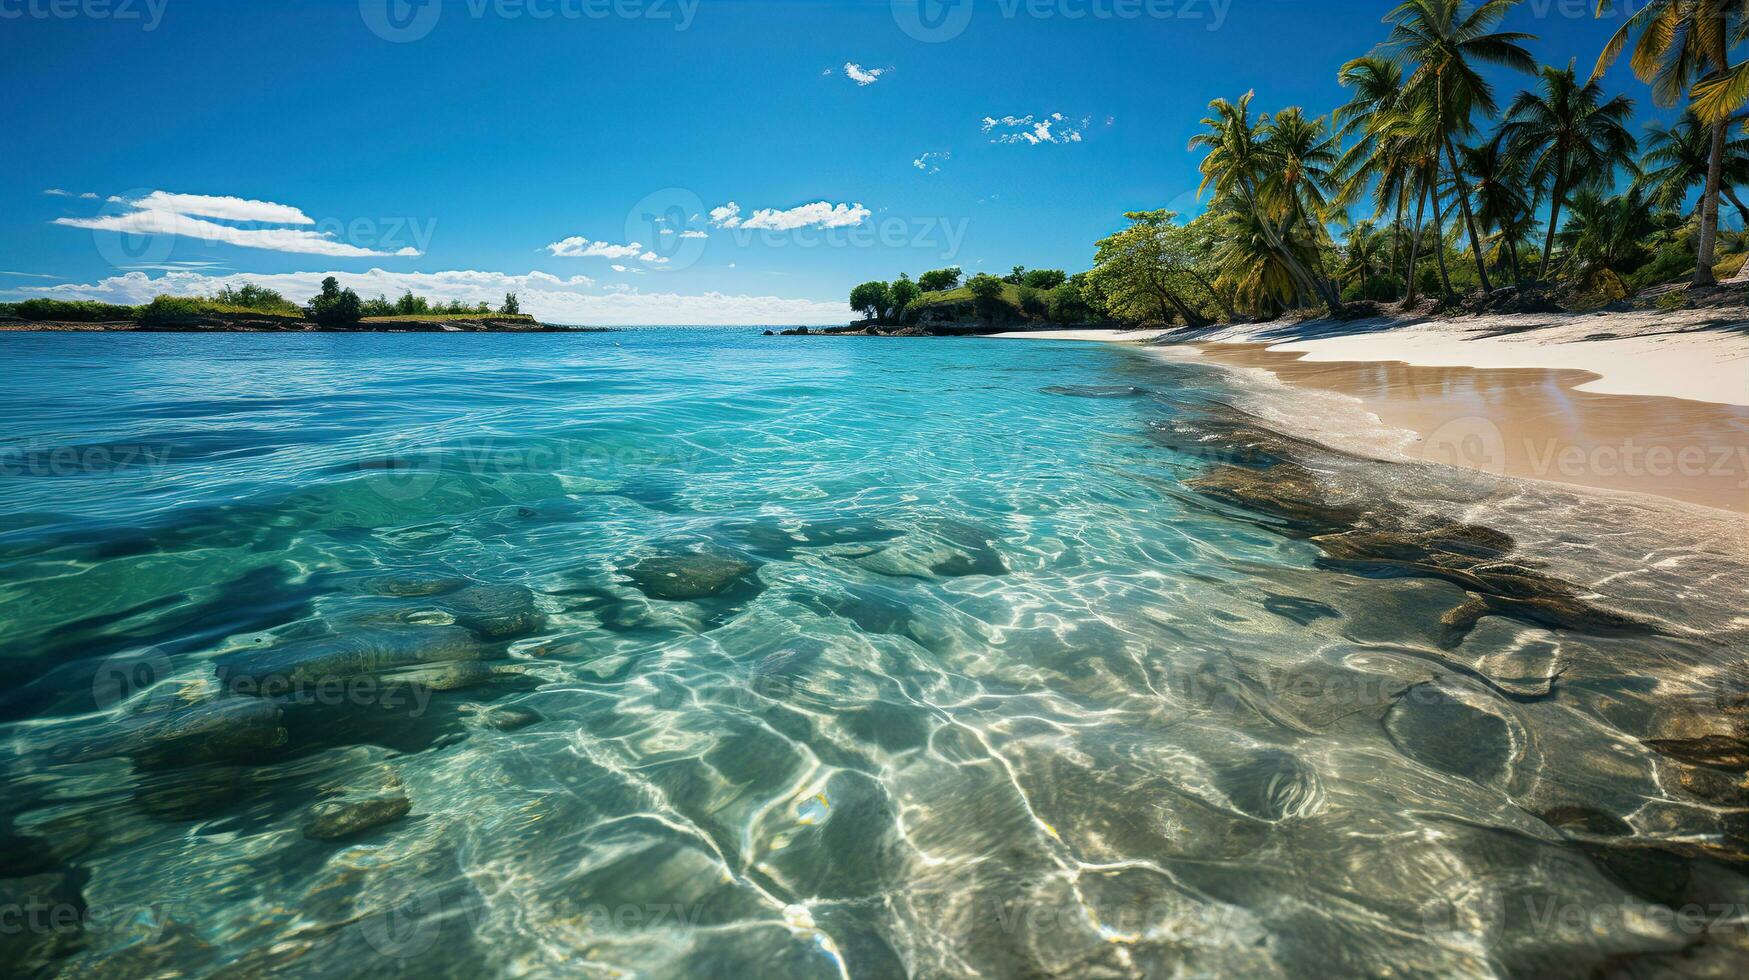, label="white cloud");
[709,200,870,231]
[545,237,644,259]
[610,264,630,273]
[133,191,315,225]
[545,237,670,265]
[56,209,418,258]
[982,113,1091,145]
[913,151,950,174]
[53,190,416,257]
[43,189,71,197]
[679,230,708,239]
[19,269,852,326]
[845,62,887,86]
